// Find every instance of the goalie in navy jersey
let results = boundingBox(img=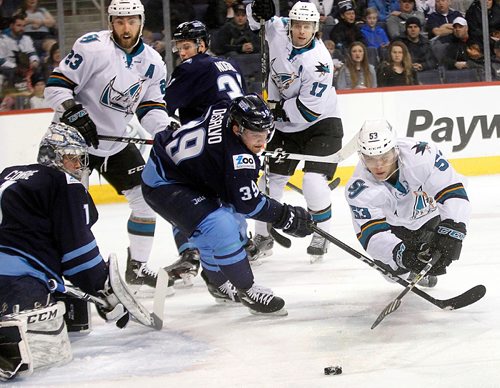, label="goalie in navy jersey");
[142,94,313,316]
[345,119,471,287]
[163,20,254,287]
[0,124,131,381]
